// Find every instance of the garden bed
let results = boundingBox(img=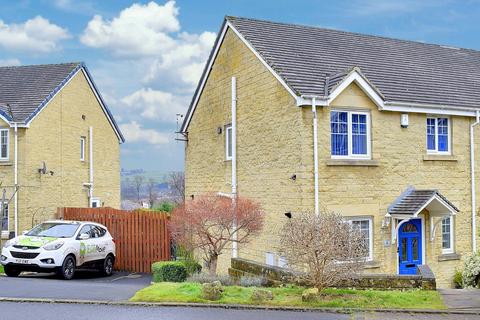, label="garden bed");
[130,282,445,309]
